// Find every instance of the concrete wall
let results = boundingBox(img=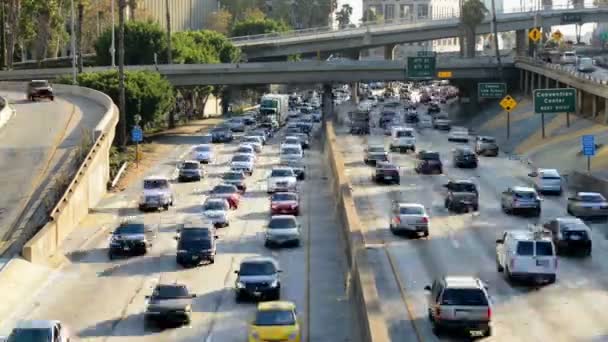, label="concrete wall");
[0,95,15,130]
[20,84,119,263]
[324,121,391,342]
